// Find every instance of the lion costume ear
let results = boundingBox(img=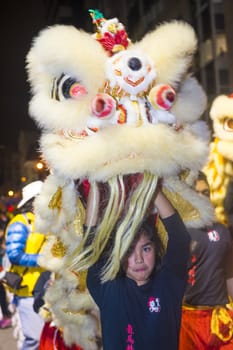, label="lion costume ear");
[135,20,197,87]
[26,24,108,132]
[170,76,208,125]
